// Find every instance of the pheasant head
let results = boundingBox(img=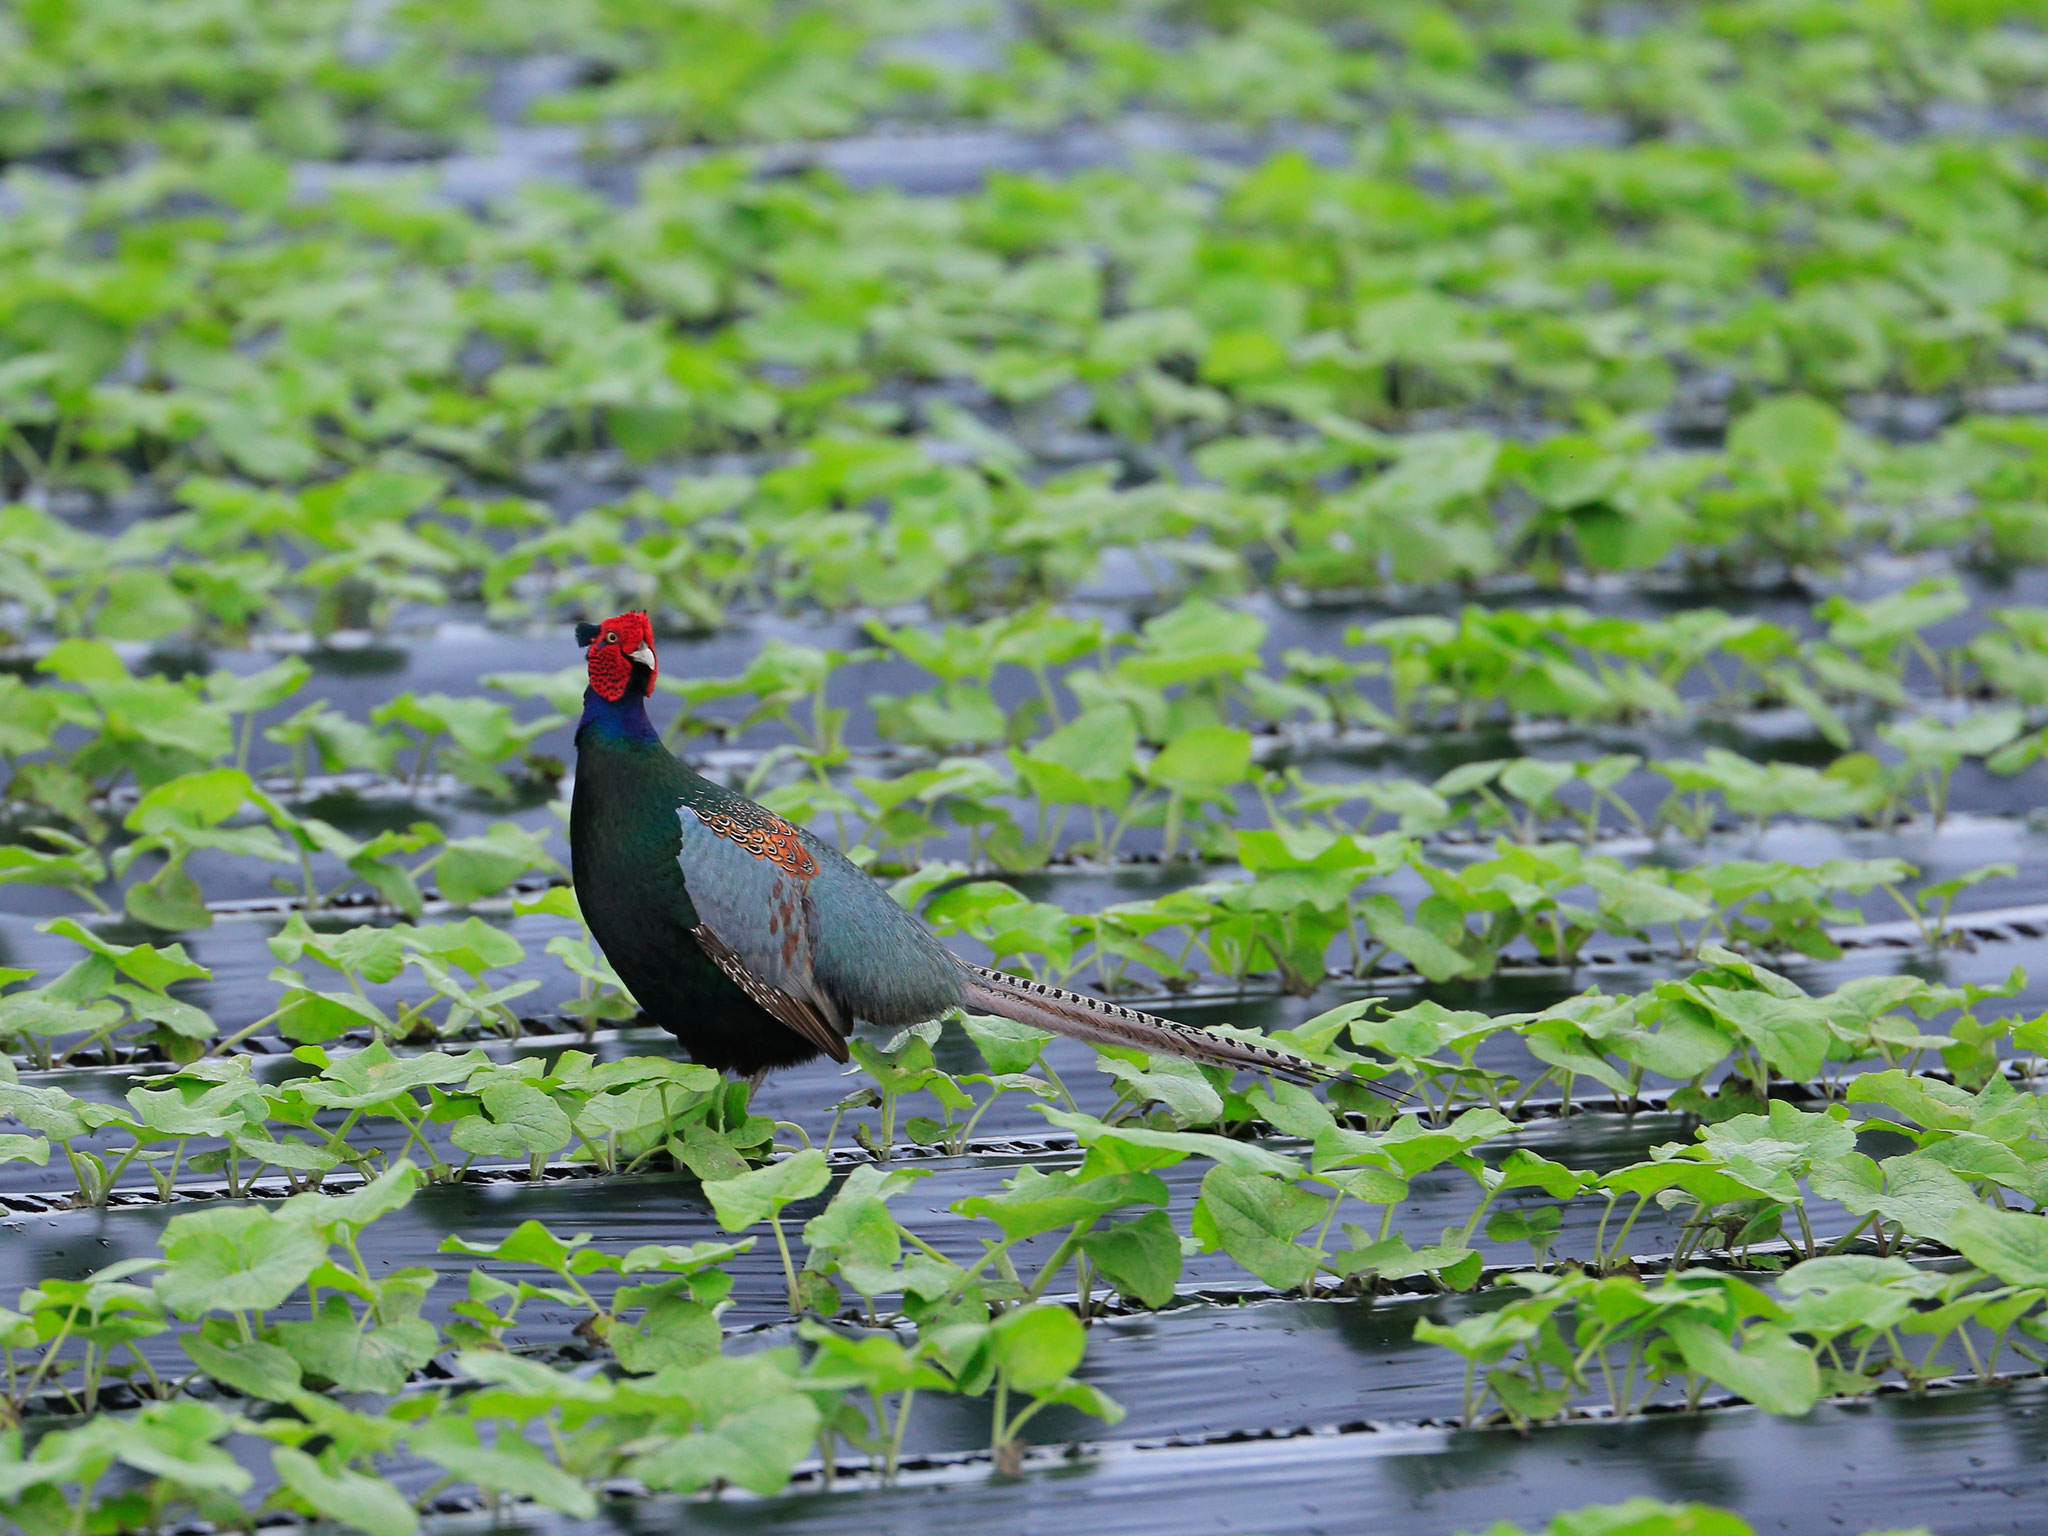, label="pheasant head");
[576,611,658,701]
